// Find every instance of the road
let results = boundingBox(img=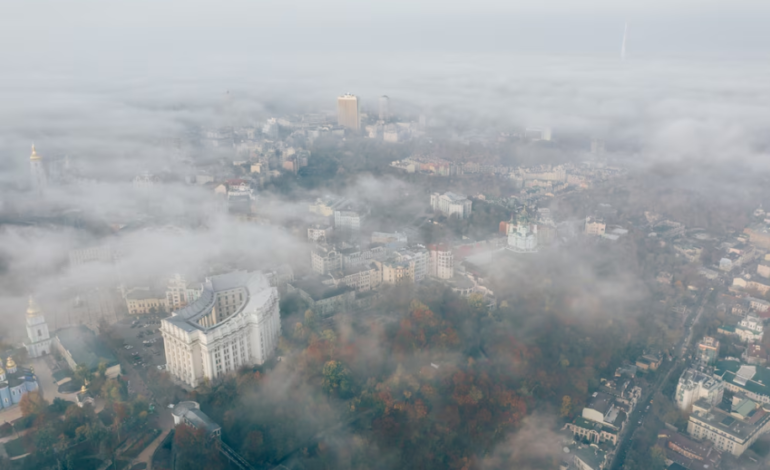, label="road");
[611,294,708,470]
